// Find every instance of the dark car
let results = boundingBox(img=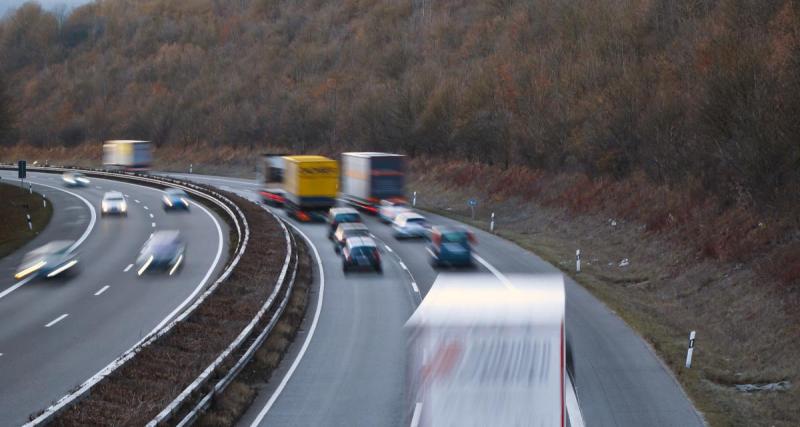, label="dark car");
[333,223,371,253]
[135,230,186,275]
[428,226,475,268]
[162,188,191,211]
[14,240,79,280]
[342,237,382,273]
[327,207,361,239]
